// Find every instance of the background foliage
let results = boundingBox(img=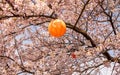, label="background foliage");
[0,0,120,75]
